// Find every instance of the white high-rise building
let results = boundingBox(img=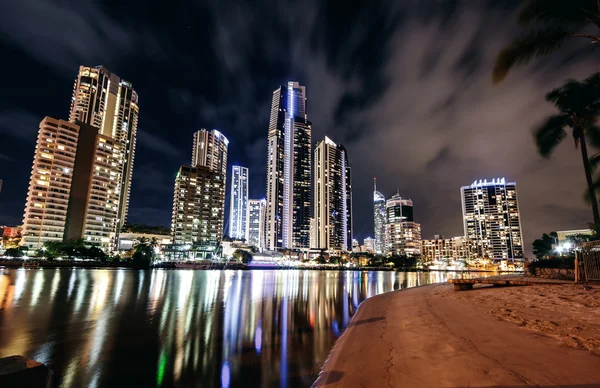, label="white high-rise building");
[69,65,138,232]
[265,82,311,250]
[313,136,352,251]
[229,166,249,240]
[461,178,524,259]
[22,118,80,250]
[247,199,266,250]
[373,178,386,254]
